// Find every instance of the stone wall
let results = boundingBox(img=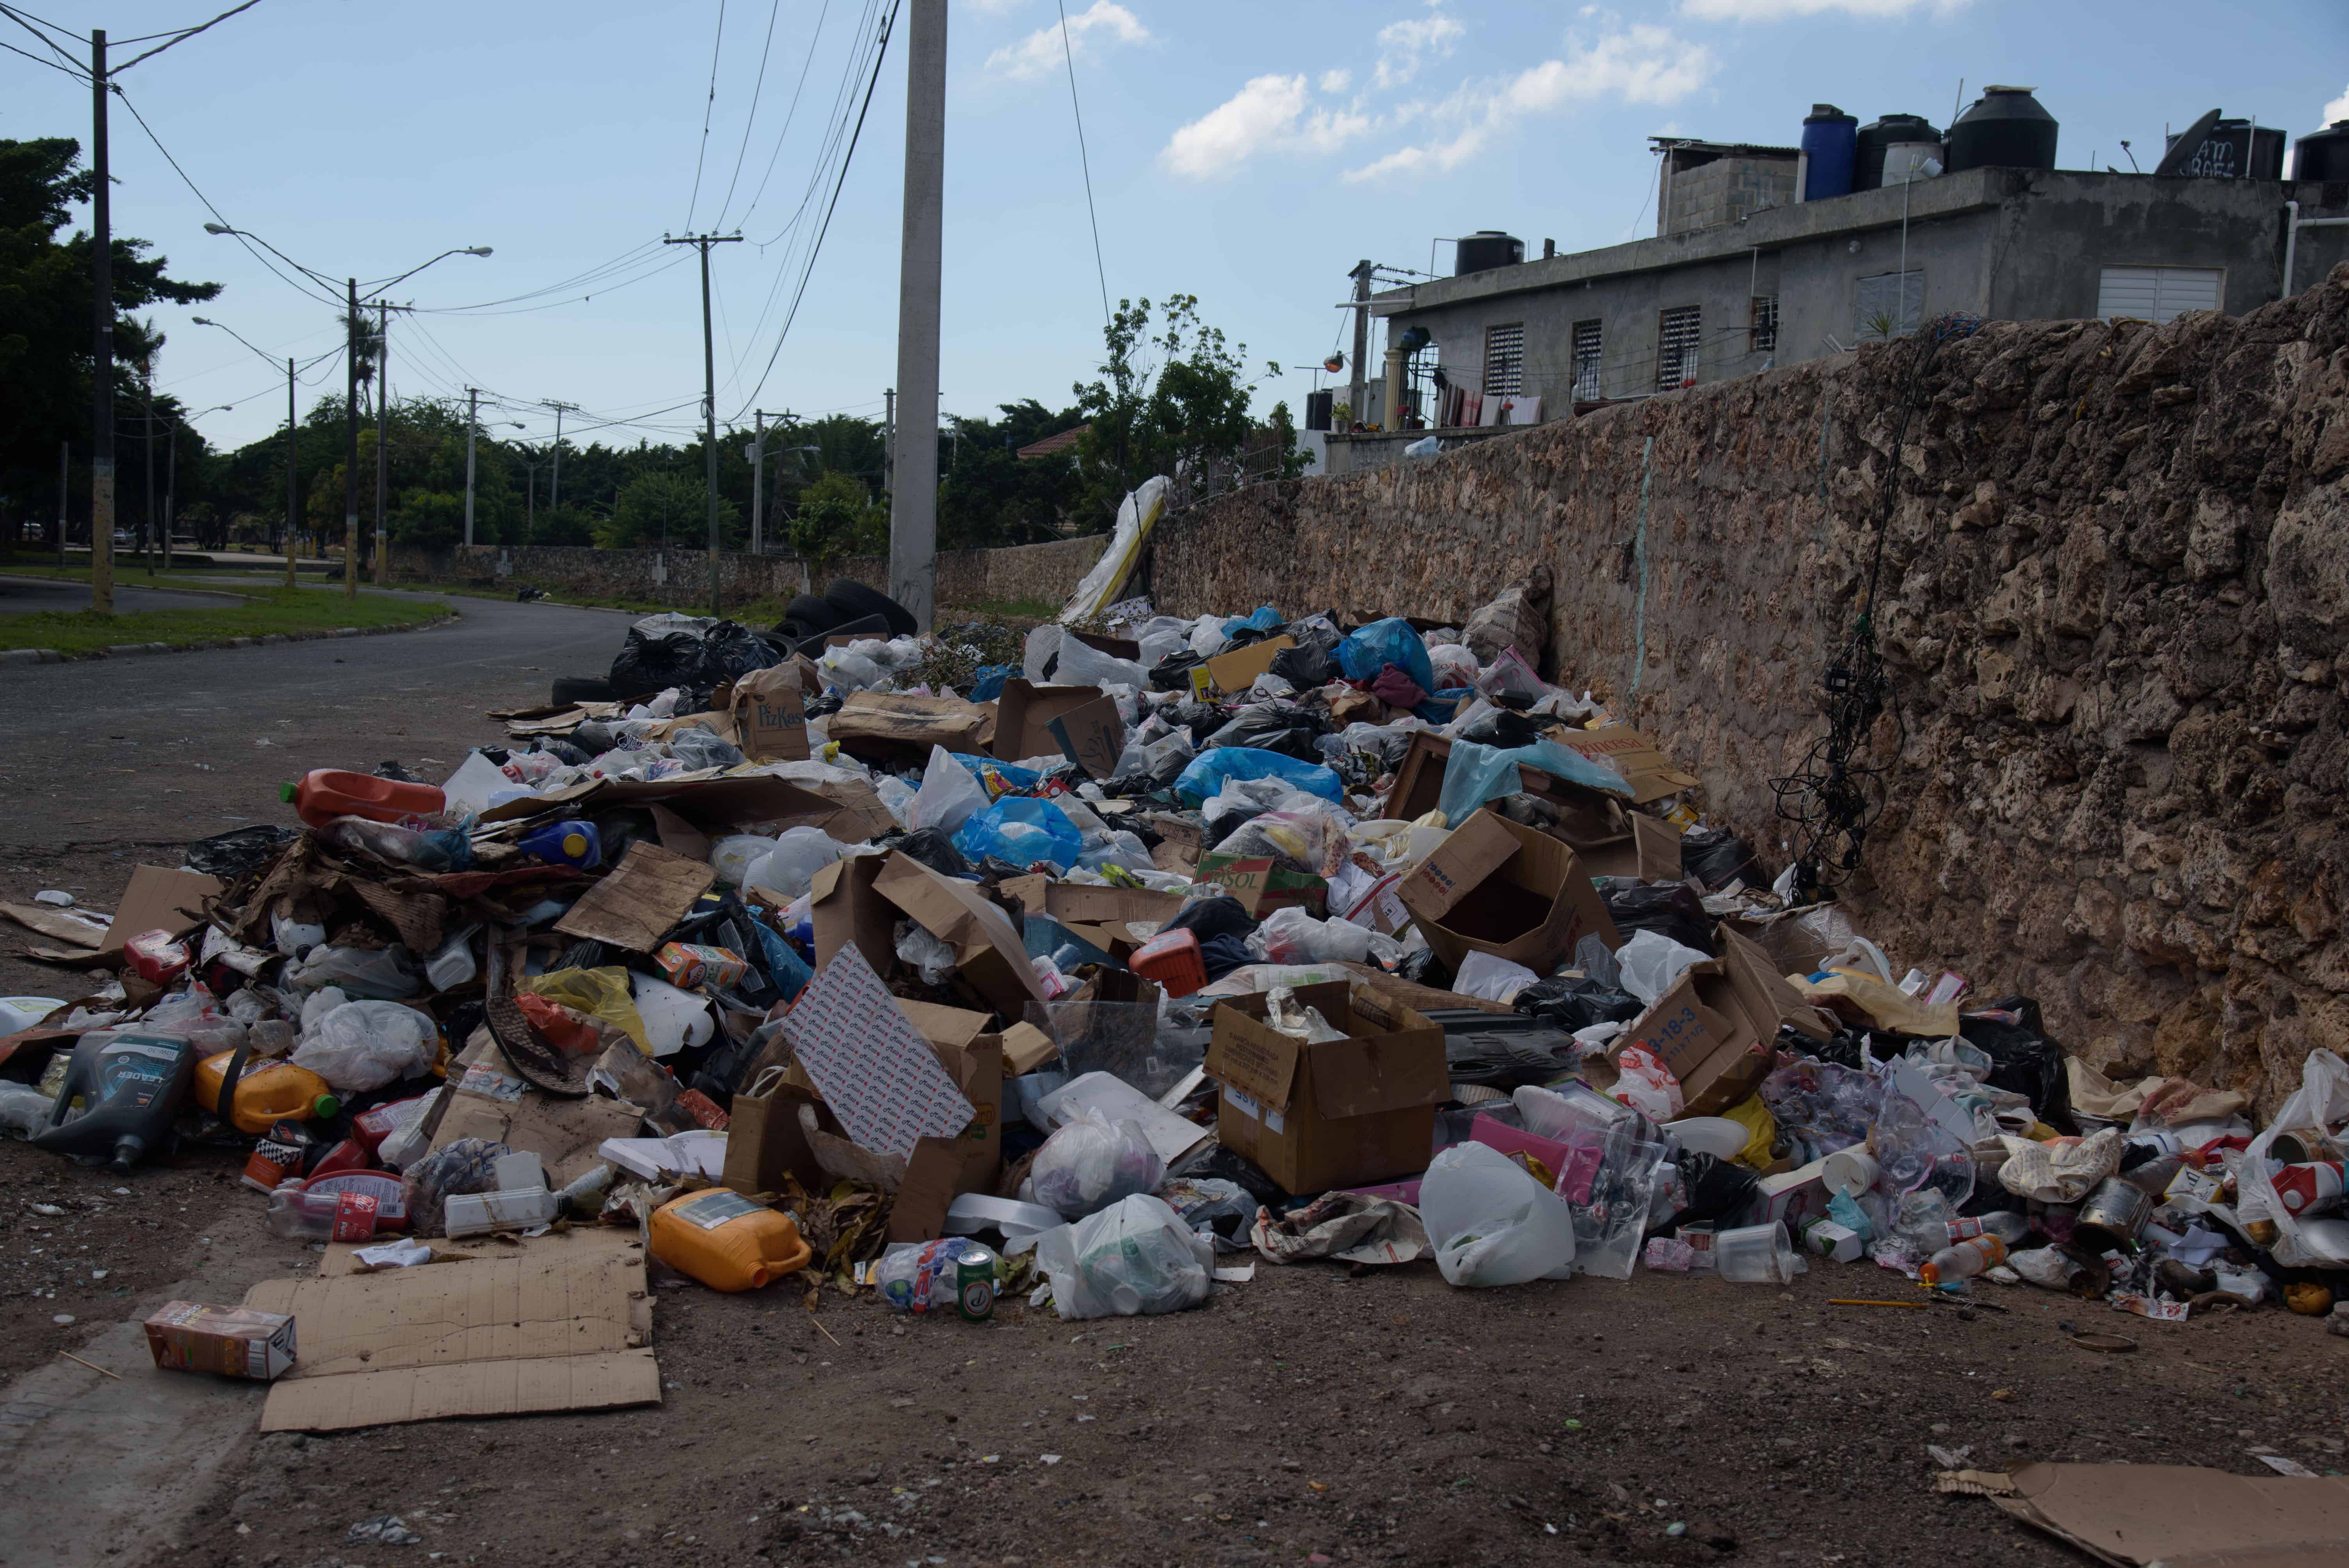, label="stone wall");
[1153,265,2349,1114]
[403,535,1104,615]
